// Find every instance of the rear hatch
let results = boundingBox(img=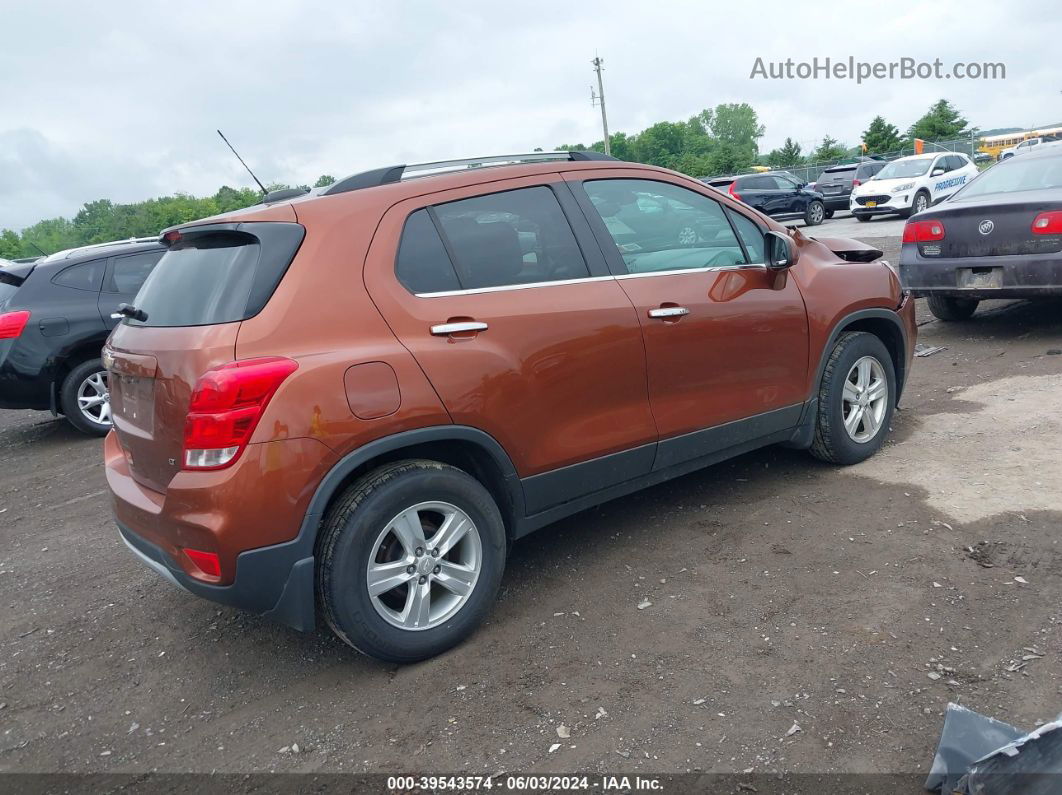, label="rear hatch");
[106,220,304,493]
[815,166,857,196]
